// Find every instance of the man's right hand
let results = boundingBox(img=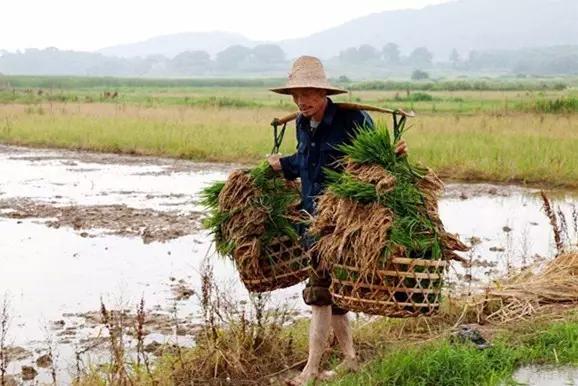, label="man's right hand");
[267,154,283,173]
